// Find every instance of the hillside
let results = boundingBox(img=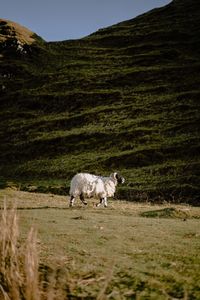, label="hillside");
[0,0,200,204]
